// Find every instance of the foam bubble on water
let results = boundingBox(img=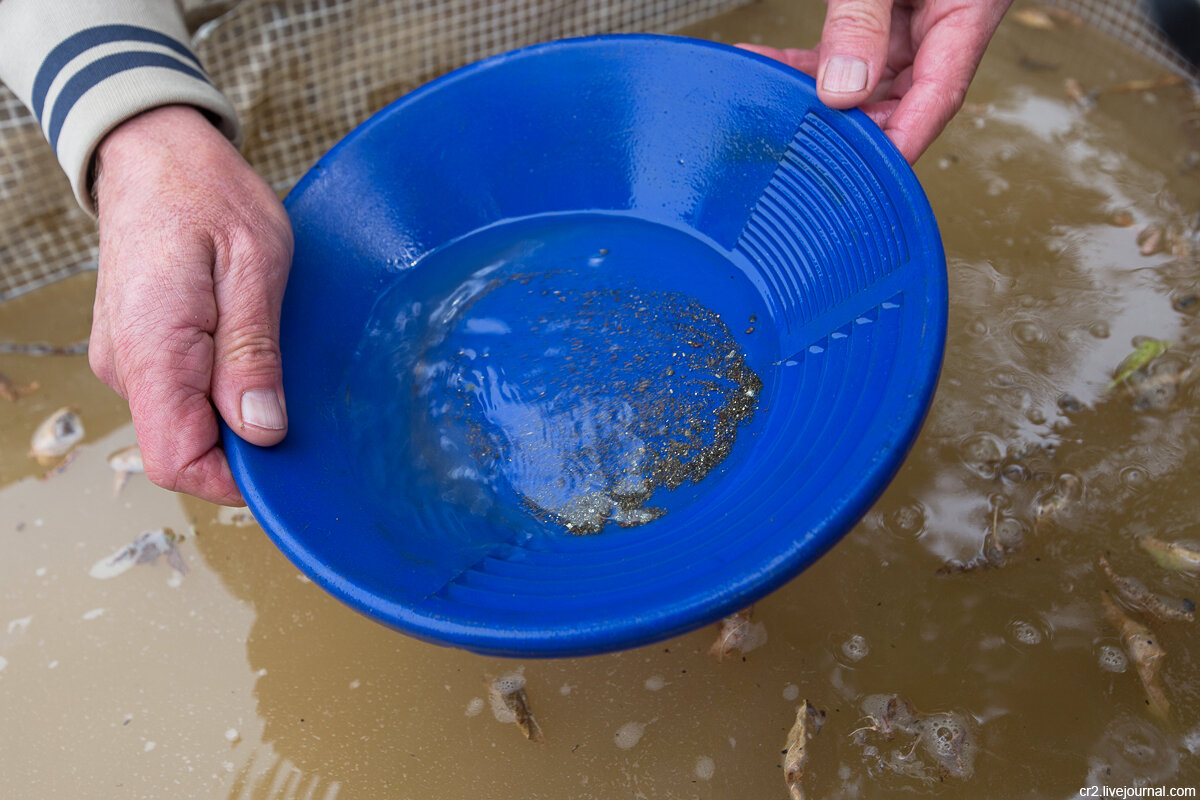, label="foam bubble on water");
[488,671,526,724]
[882,501,926,538]
[918,713,975,778]
[614,721,647,750]
[224,728,240,743]
[842,634,870,662]
[7,615,32,635]
[0,656,7,672]
[1183,723,1200,756]
[959,432,1005,479]
[644,675,665,691]
[465,697,485,717]
[782,684,800,701]
[81,608,105,621]
[1097,644,1128,673]
[694,756,715,780]
[1009,619,1043,646]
